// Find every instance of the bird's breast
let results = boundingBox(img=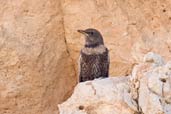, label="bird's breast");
[81,45,107,55]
